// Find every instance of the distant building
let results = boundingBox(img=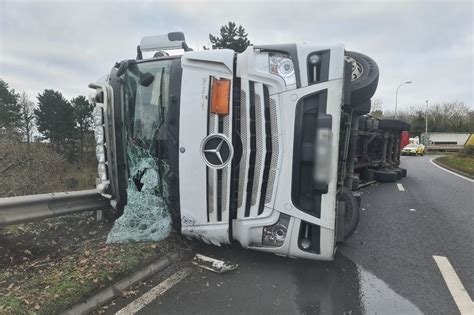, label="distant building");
[422,132,474,151]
